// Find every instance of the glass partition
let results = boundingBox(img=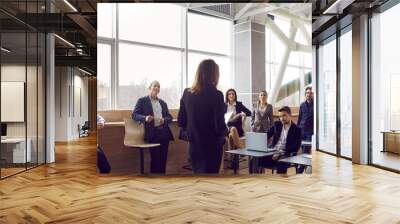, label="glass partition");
[339,29,352,158]
[370,3,400,171]
[0,2,46,179]
[1,31,28,177]
[317,37,337,155]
